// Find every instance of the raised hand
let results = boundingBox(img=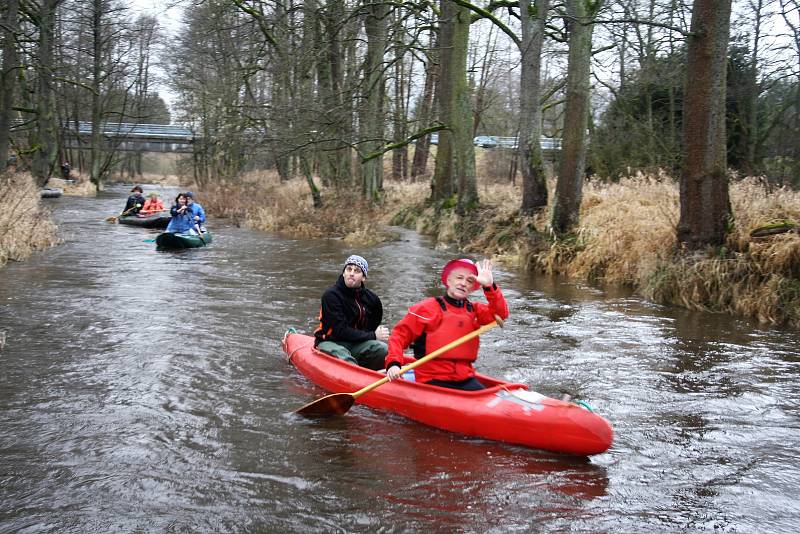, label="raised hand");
[475,258,494,288]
